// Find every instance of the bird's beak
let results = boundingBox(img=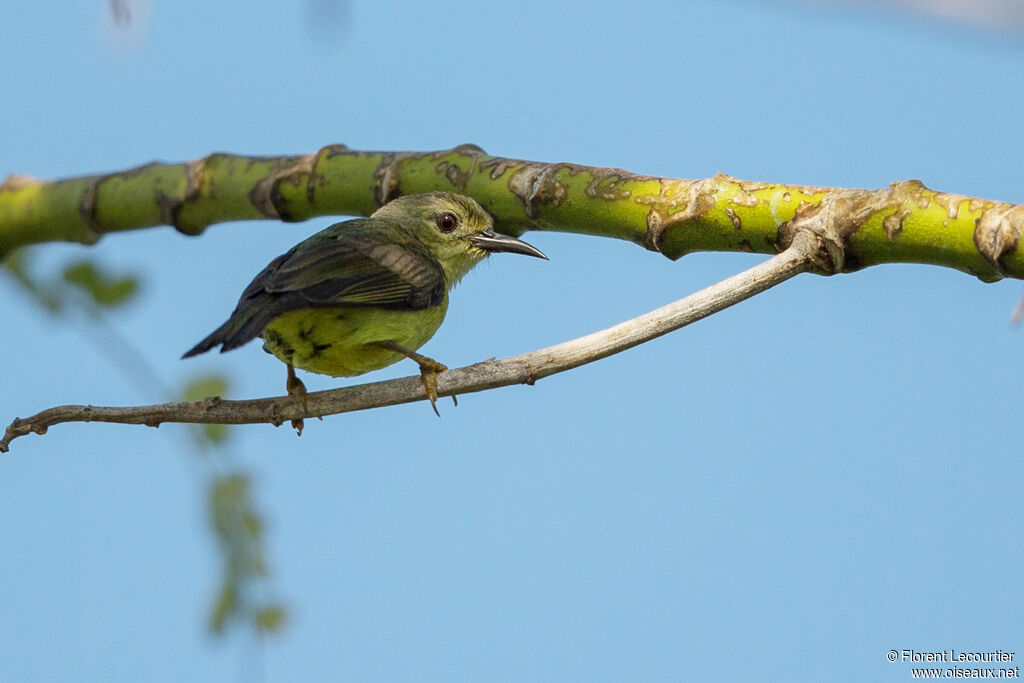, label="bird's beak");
[469,229,548,259]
